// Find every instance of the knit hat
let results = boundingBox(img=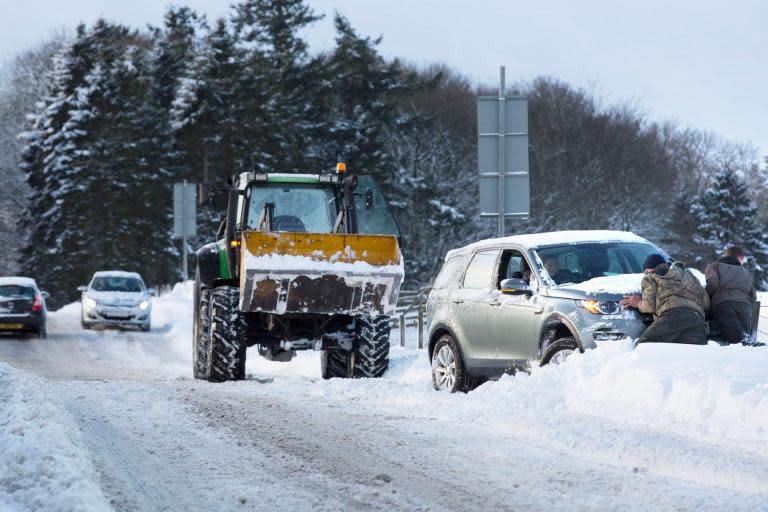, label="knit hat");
[643,253,666,271]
